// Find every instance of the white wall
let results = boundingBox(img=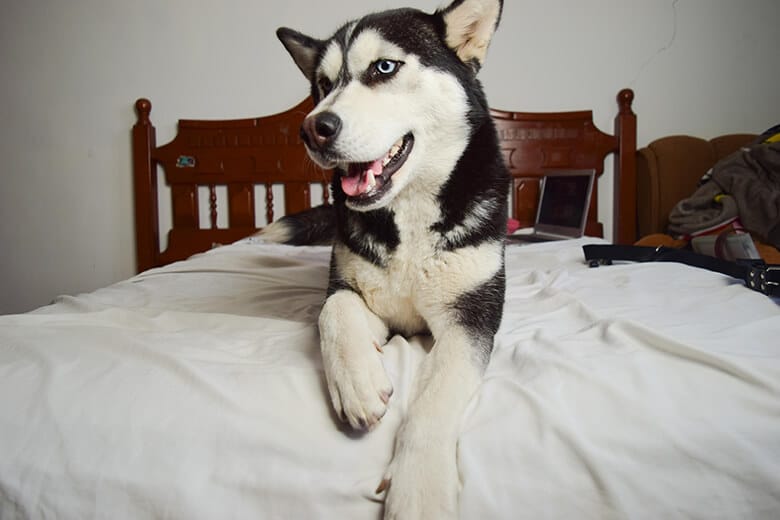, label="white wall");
[2,0,779,314]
